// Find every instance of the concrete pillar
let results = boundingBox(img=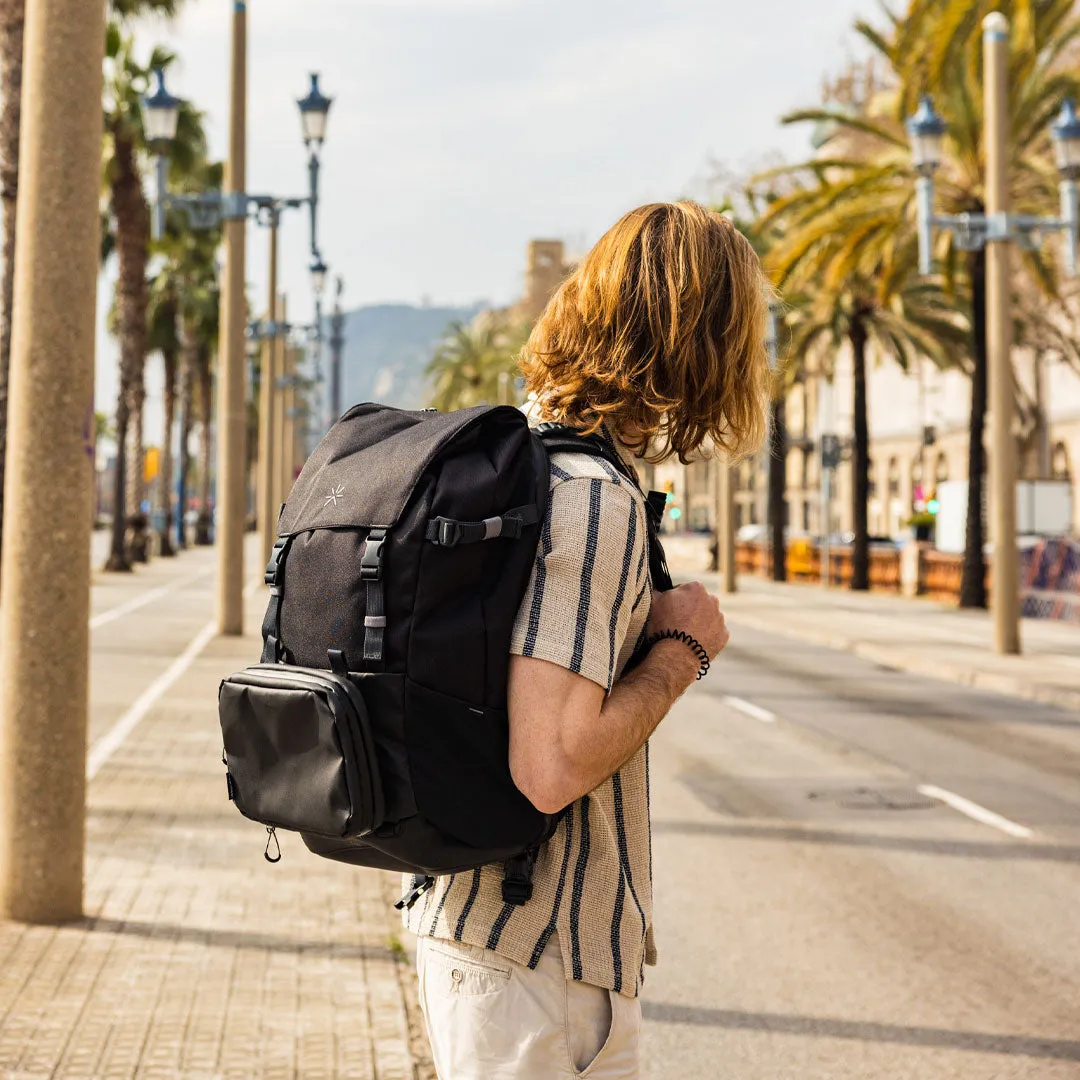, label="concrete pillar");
[984,12,1021,655]
[0,0,106,922]
[715,458,737,593]
[281,346,296,500]
[216,0,248,636]
[271,294,287,514]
